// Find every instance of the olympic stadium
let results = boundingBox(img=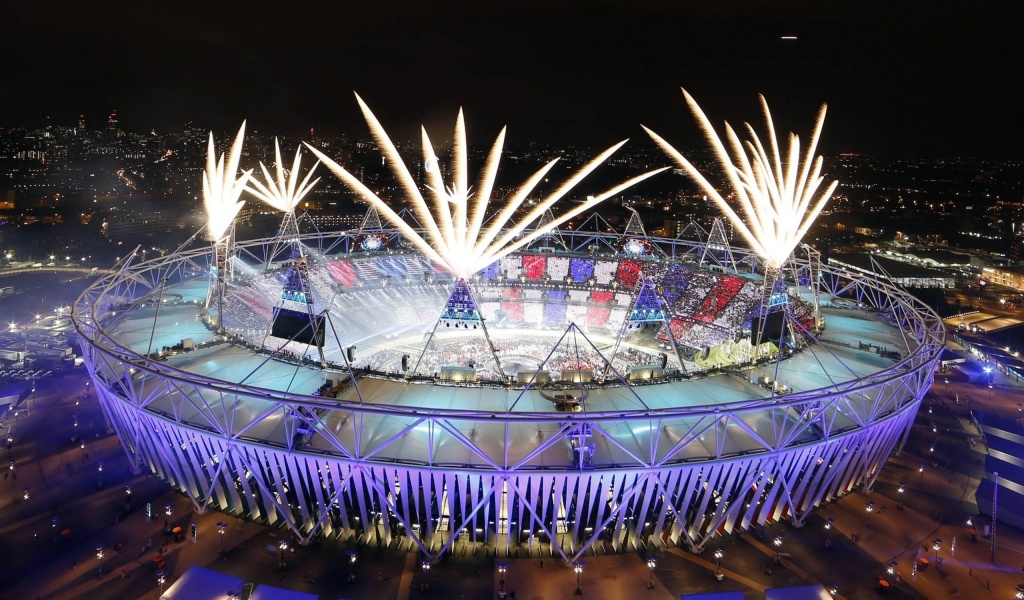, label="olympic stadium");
[71,96,944,563]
